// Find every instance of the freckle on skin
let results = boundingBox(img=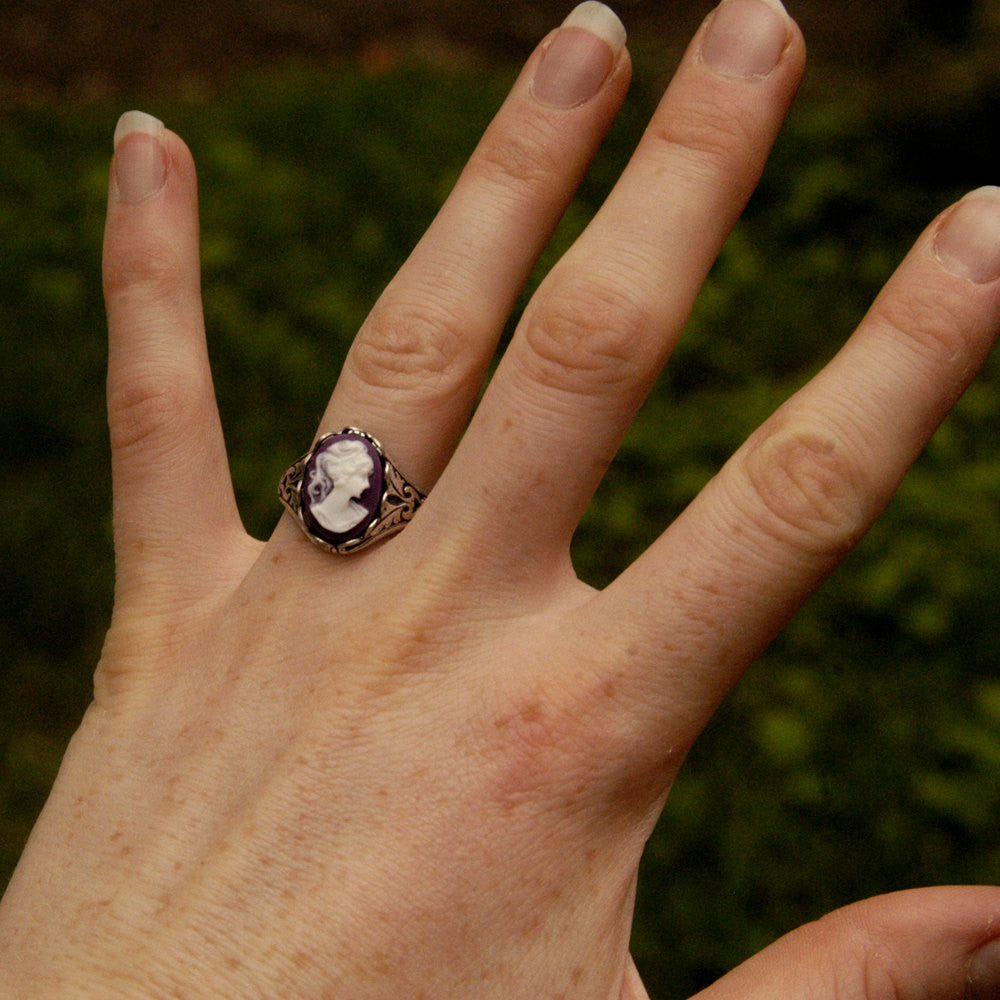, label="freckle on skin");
[519,702,541,723]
